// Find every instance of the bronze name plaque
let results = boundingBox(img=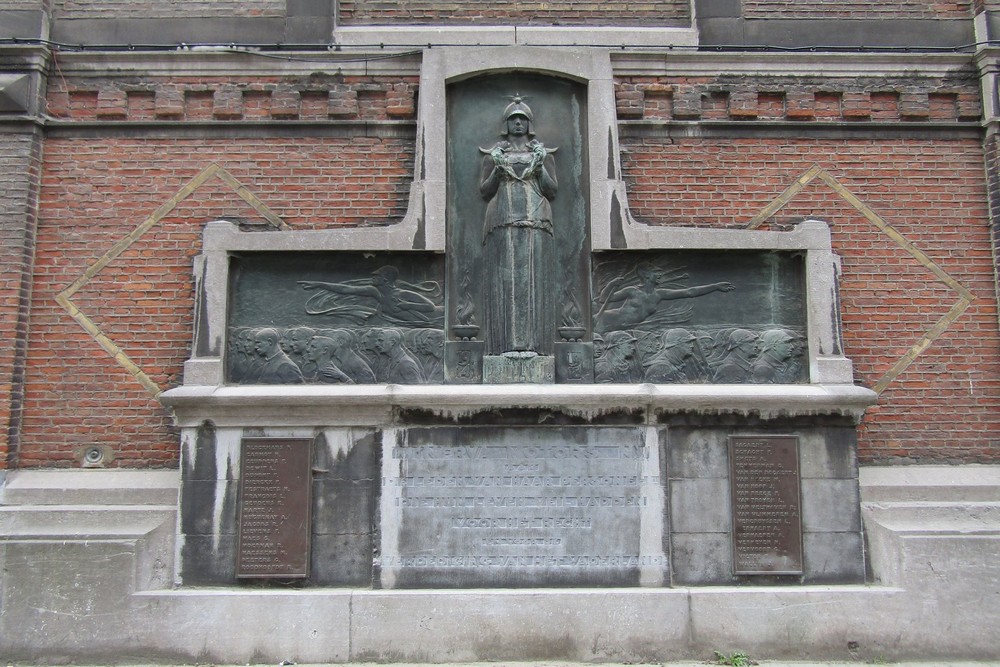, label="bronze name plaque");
[728,435,803,575]
[237,438,312,578]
